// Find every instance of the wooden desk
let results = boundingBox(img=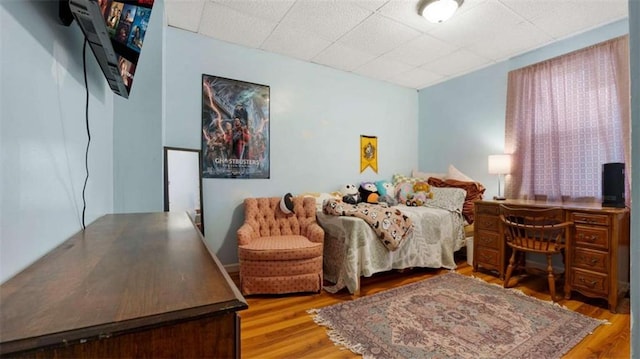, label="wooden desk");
[0,212,247,358]
[473,199,629,312]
